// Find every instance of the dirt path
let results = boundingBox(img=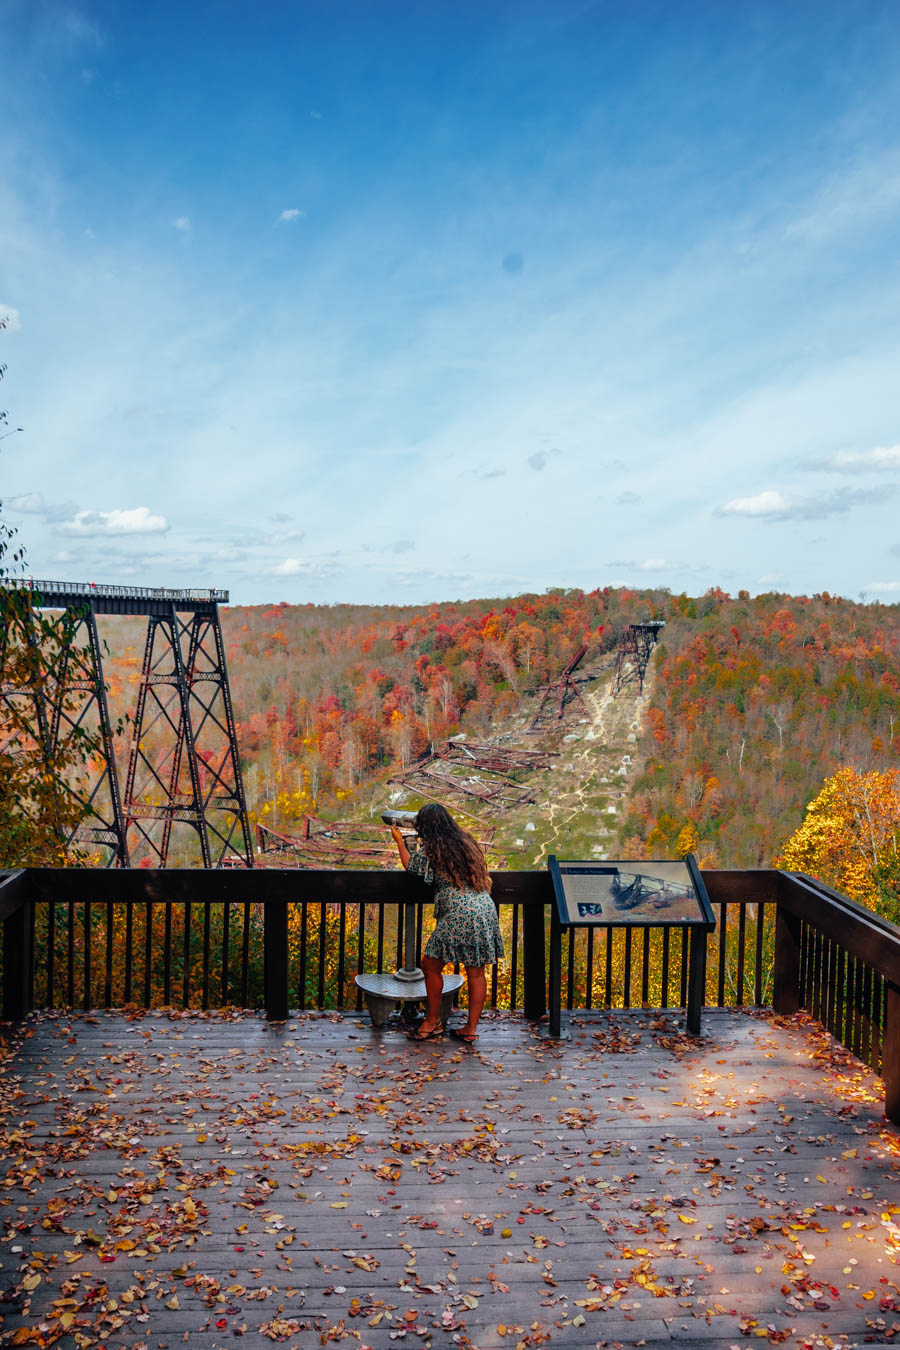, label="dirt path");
[528,670,648,865]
